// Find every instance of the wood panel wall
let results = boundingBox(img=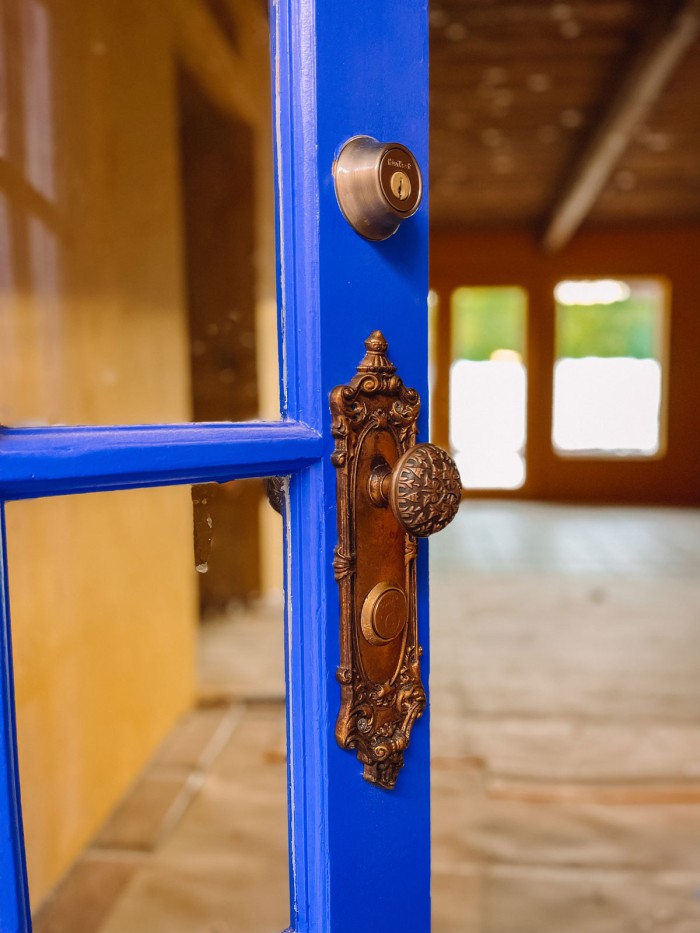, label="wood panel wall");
[431,226,700,505]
